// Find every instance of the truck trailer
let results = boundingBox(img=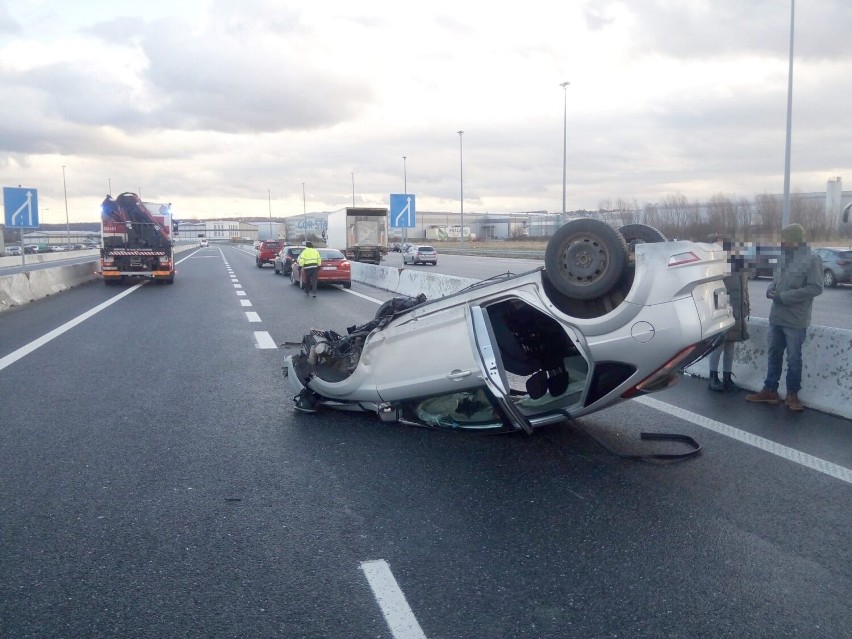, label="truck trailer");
[324,207,388,264]
[100,192,176,284]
